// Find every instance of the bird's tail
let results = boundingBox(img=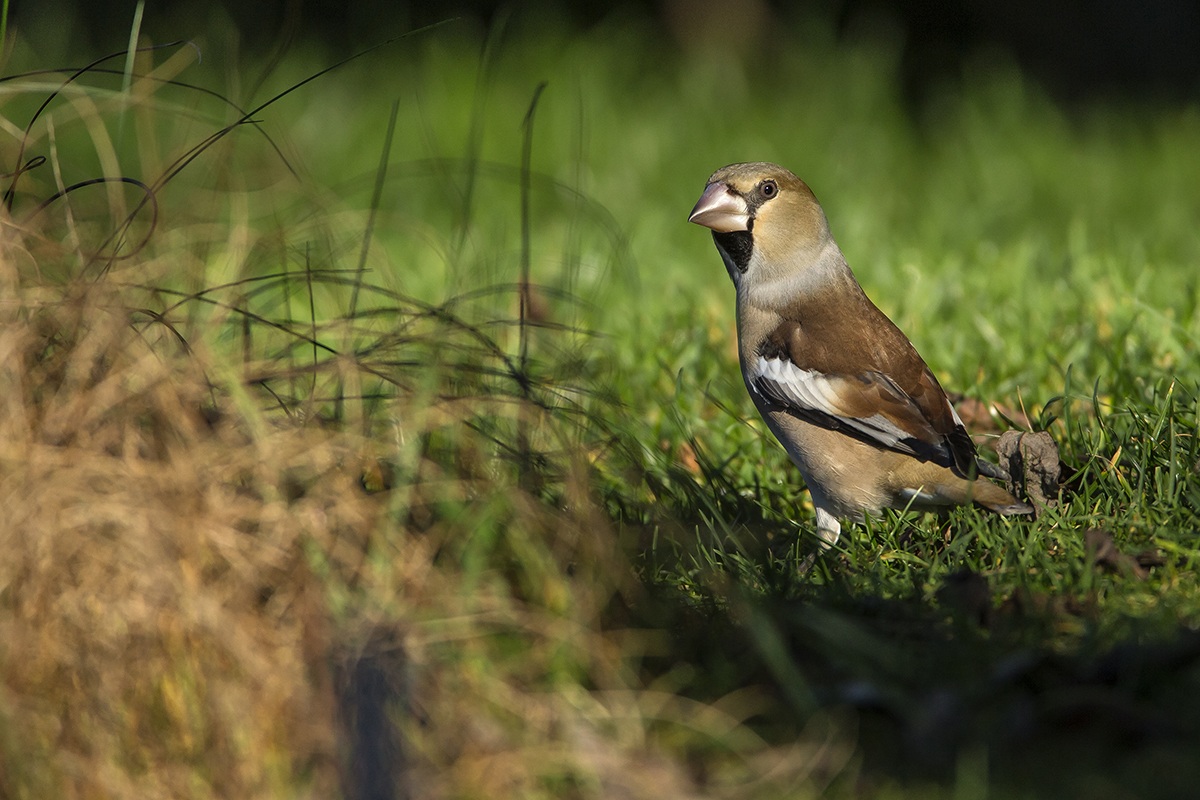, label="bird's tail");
[968,478,1034,516]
